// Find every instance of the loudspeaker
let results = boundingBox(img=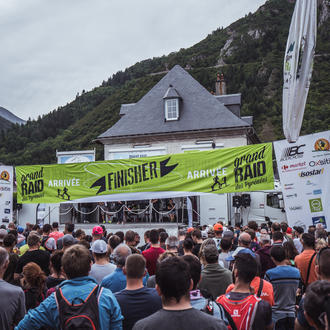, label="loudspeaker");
[232,196,241,208]
[242,194,251,207]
